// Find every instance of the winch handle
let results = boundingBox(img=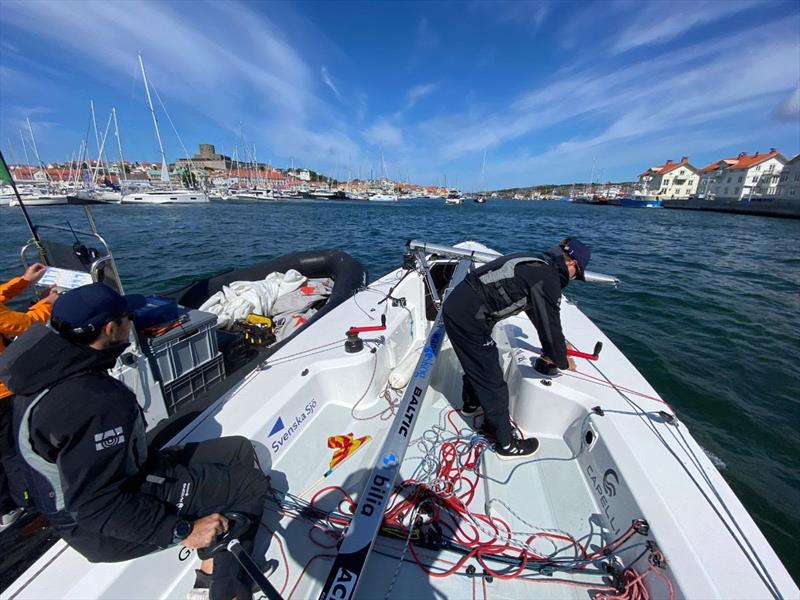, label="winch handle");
[567,341,603,361]
[347,314,387,335]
